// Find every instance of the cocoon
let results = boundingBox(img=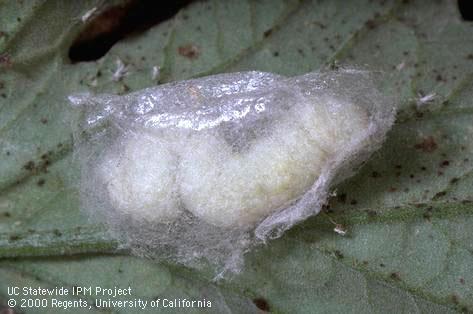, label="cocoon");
[98,134,180,222]
[70,69,395,272]
[178,95,369,228]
